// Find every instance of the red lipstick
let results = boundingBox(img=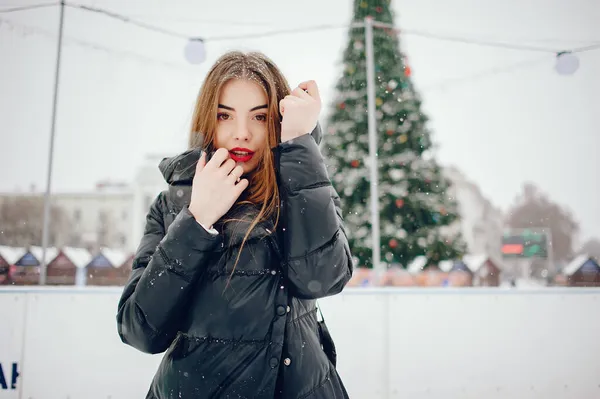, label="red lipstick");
[229,147,255,163]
